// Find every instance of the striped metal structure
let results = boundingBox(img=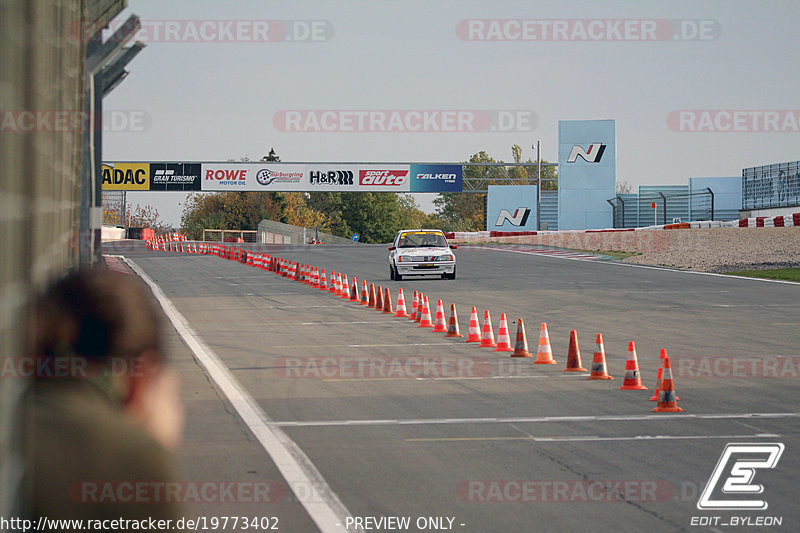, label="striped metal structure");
[1,0,125,516]
[742,160,800,211]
